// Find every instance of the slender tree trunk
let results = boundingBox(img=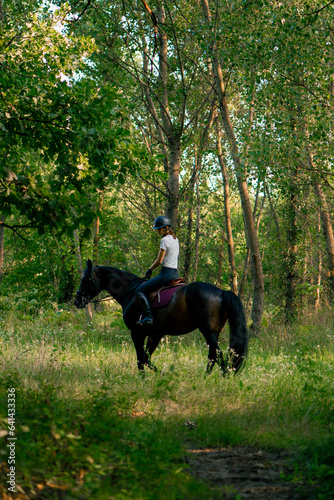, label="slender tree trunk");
[74,229,93,320]
[238,249,250,300]
[183,104,215,280]
[193,178,201,281]
[217,237,224,284]
[92,195,103,265]
[284,170,299,323]
[315,211,322,310]
[315,252,322,310]
[266,185,281,242]
[156,3,180,230]
[141,26,169,176]
[183,155,197,282]
[216,78,264,331]
[304,124,334,297]
[0,216,5,286]
[93,216,100,265]
[217,123,238,294]
[139,5,181,229]
[238,181,264,299]
[201,0,264,334]
[183,206,194,282]
[166,142,181,230]
[311,177,334,298]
